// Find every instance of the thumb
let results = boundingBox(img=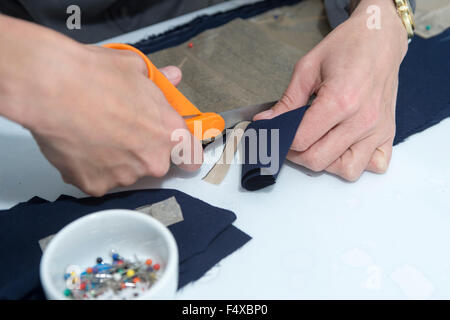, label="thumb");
[159,66,183,86]
[253,58,318,121]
